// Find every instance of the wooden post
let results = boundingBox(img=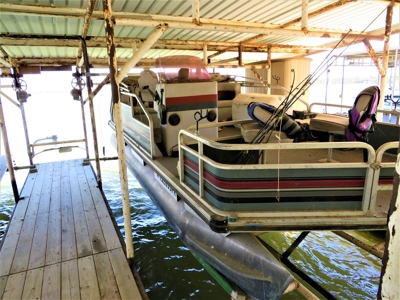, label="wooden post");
[203,43,208,66]
[103,0,134,262]
[378,4,397,297]
[0,96,19,202]
[79,37,102,189]
[79,92,90,159]
[19,100,33,165]
[377,146,400,299]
